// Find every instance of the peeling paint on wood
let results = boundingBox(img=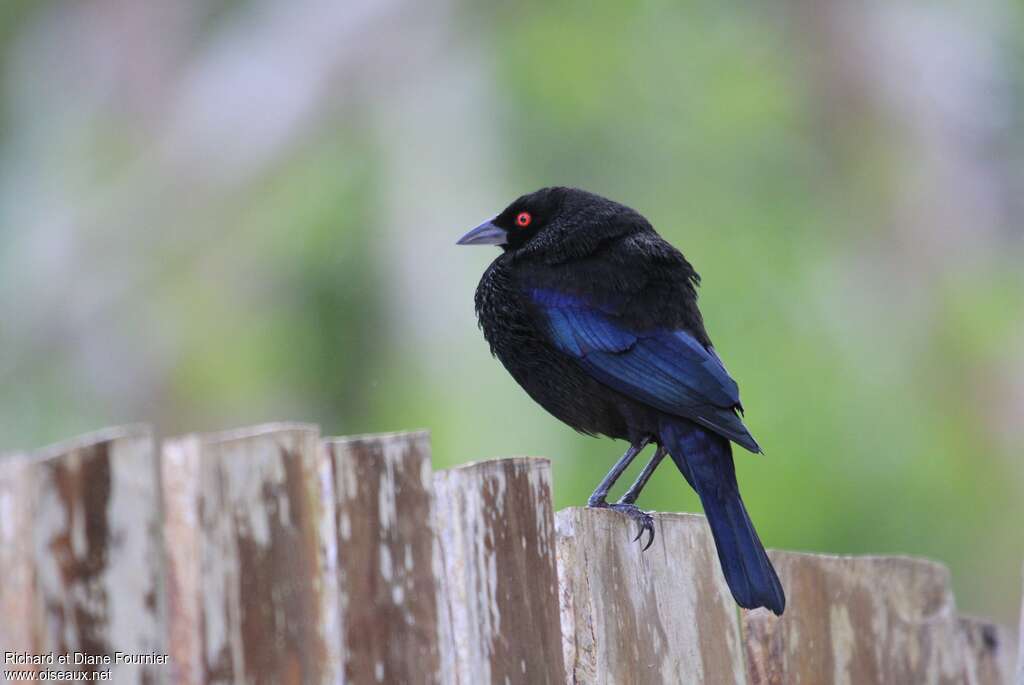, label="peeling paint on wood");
[556,508,746,685]
[323,431,442,685]
[434,457,565,685]
[0,427,163,684]
[162,423,339,685]
[2,425,1019,685]
[742,553,1013,685]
